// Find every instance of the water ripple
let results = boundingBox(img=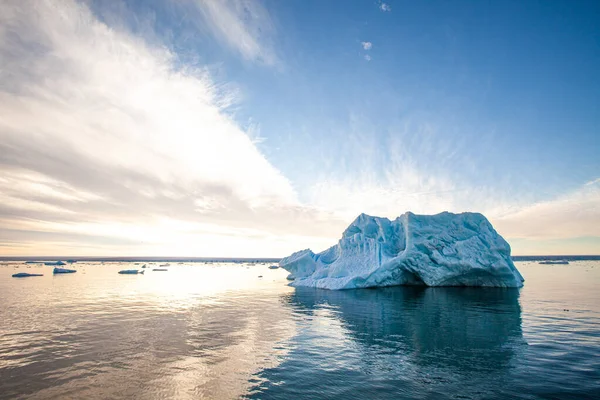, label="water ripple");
[0,262,599,399]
